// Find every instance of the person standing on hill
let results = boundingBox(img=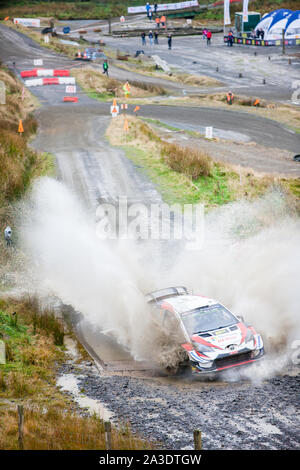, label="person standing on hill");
[102,60,109,76]
[149,30,154,46]
[206,30,212,45]
[167,34,172,50]
[141,31,146,46]
[146,2,151,18]
[4,226,12,247]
